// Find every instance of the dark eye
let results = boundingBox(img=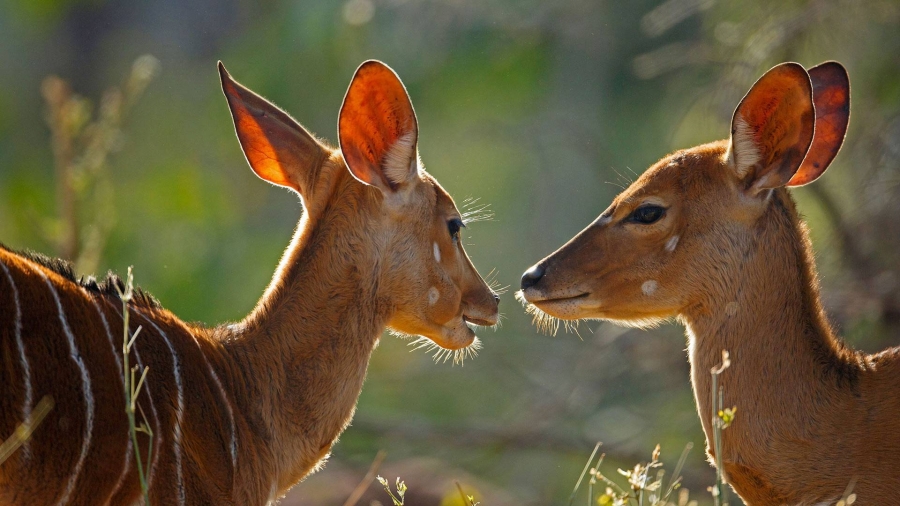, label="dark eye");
[631,205,666,224]
[447,218,464,241]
